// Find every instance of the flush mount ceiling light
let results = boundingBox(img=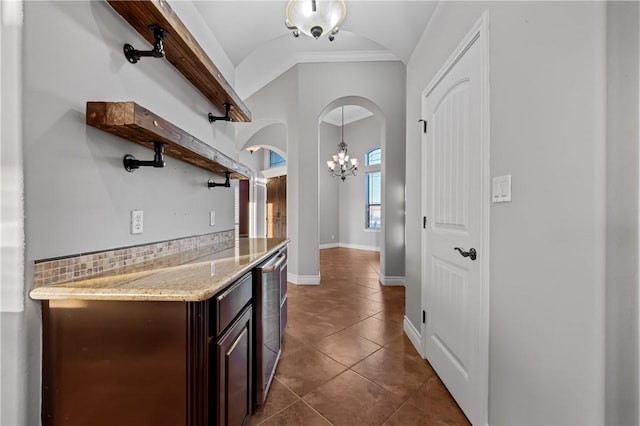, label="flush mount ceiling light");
[285,0,346,41]
[246,146,261,154]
